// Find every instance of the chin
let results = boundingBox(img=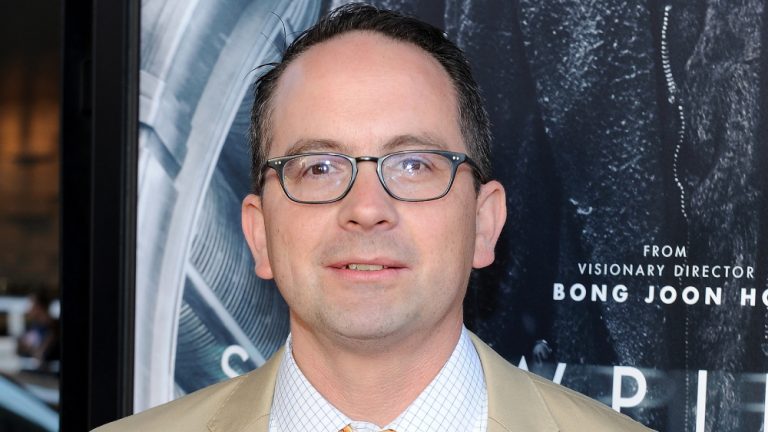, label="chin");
[327,316,410,343]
